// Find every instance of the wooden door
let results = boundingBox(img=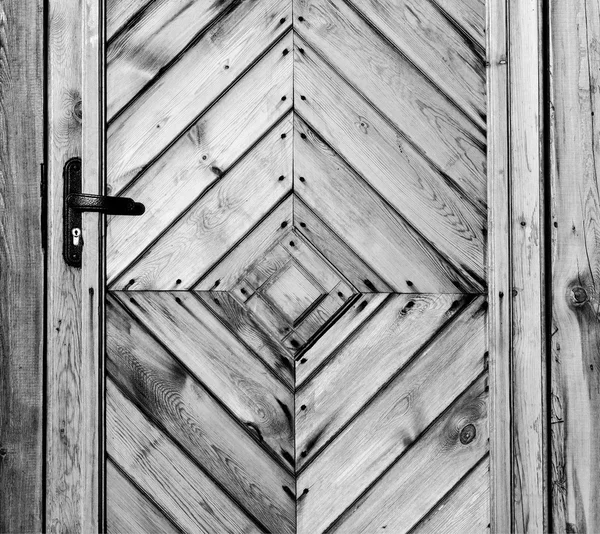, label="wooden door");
[103,0,490,532]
